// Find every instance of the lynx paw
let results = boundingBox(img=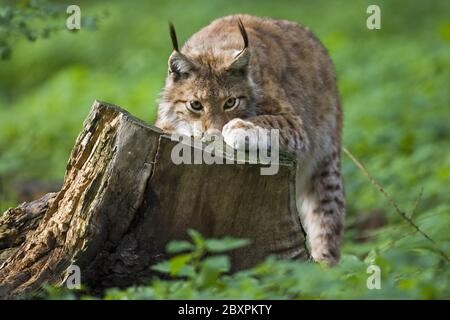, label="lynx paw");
[311,249,340,266]
[222,118,266,151]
